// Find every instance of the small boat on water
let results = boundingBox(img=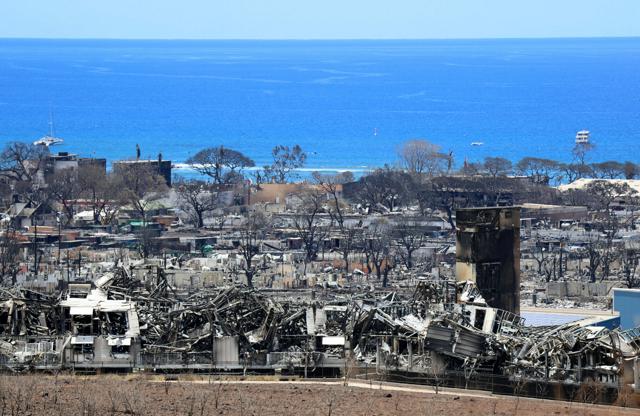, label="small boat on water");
[575,130,590,145]
[470,141,484,146]
[33,110,63,147]
[33,135,64,147]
